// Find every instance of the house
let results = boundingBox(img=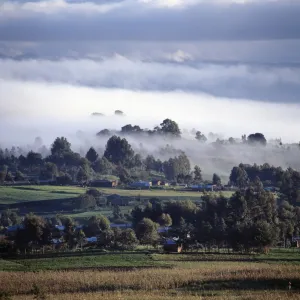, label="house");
[129,181,152,189]
[5,224,24,237]
[190,184,216,192]
[152,179,161,186]
[205,184,216,191]
[107,194,130,206]
[89,180,118,188]
[86,237,97,243]
[292,236,300,248]
[178,183,187,188]
[163,239,183,253]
